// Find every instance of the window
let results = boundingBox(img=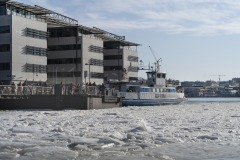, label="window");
[0,44,10,52]
[0,3,6,15]
[129,77,138,81]
[48,58,81,64]
[24,63,47,73]
[89,45,103,53]
[0,26,10,33]
[48,28,77,37]
[104,66,122,71]
[104,55,122,60]
[25,28,48,39]
[157,73,166,78]
[89,59,103,66]
[104,41,121,49]
[48,44,81,51]
[47,72,81,78]
[91,72,104,79]
[0,63,10,70]
[25,46,47,56]
[128,66,138,72]
[128,56,138,62]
